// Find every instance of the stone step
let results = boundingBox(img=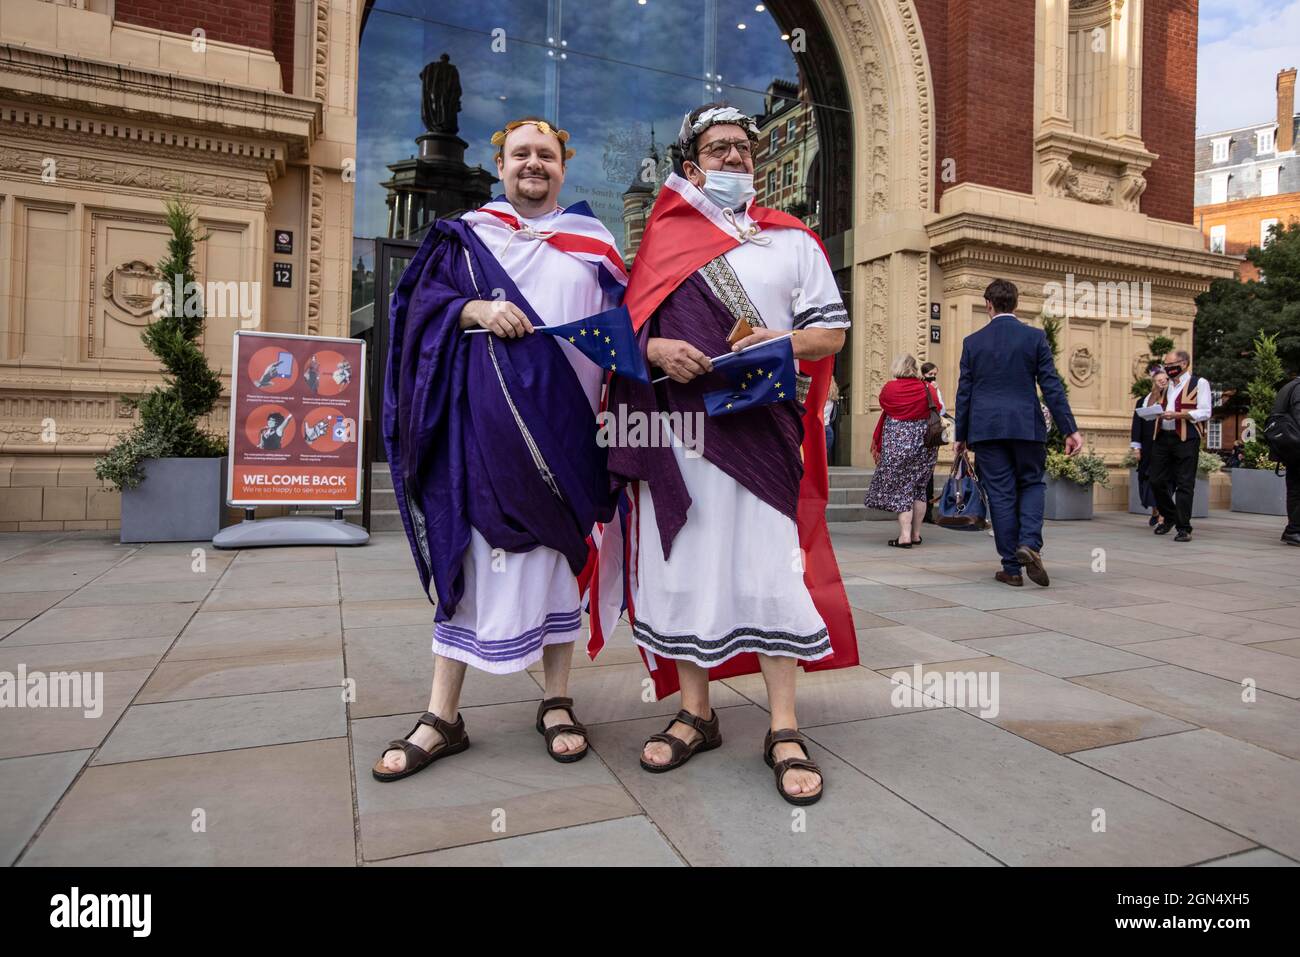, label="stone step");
[826,503,898,522]
[829,467,873,489]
